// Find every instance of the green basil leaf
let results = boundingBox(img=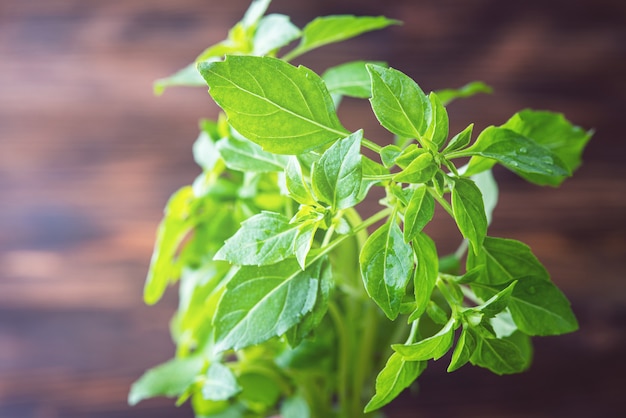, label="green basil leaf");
[447,327,477,372]
[294,220,319,269]
[465,126,570,179]
[214,212,299,266]
[202,363,241,401]
[501,109,593,186]
[403,187,435,243]
[423,92,449,149]
[393,151,437,184]
[214,258,321,351]
[367,64,432,141]
[311,130,363,210]
[359,156,388,201]
[154,62,208,96]
[216,134,288,172]
[193,121,223,172]
[253,14,301,56]
[470,332,529,375]
[410,233,438,321]
[237,371,282,409]
[467,237,549,285]
[288,15,399,59]
[443,124,473,154]
[128,355,204,405]
[380,144,403,168]
[470,281,516,319]
[285,157,316,206]
[473,277,578,336]
[392,319,455,361]
[144,186,195,305]
[199,55,347,154]
[240,0,272,28]
[435,81,492,105]
[322,60,386,99]
[360,221,414,320]
[451,178,487,254]
[364,352,426,412]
